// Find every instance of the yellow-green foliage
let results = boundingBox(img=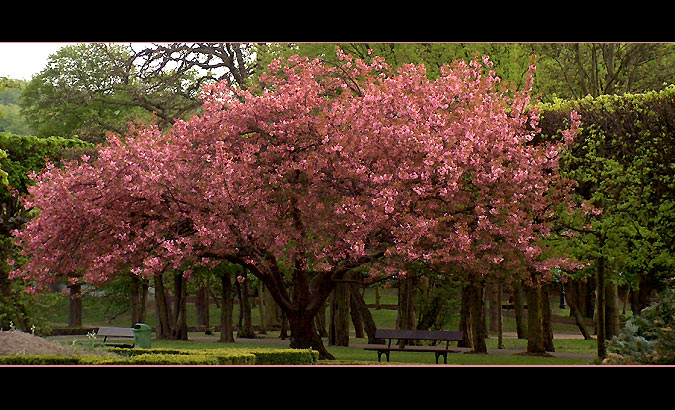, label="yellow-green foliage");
[106,347,318,365]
